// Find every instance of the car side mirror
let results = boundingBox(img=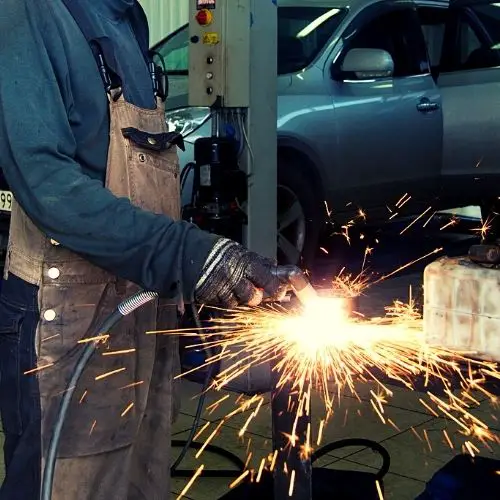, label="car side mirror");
[339,48,394,80]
